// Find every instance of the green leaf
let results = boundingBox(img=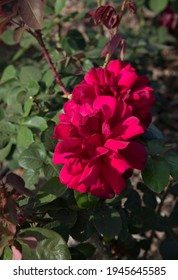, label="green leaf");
[124,189,141,210]
[0,236,13,257]
[143,123,163,140]
[147,139,164,156]
[71,211,95,242]
[83,59,94,72]
[19,227,71,260]
[1,30,17,46]
[173,1,178,13]
[62,30,86,52]
[19,32,36,49]
[149,0,168,13]
[22,169,40,189]
[74,191,100,209]
[169,183,178,196]
[24,116,47,131]
[19,143,46,170]
[142,156,169,192]
[159,238,178,260]
[42,70,54,87]
[75,243,96,259]
[0,141,13,161]
[55,0,66,15]
[157,26,168,44]
[26,80,40,96]
[165,151,178,181]
[54,208,77,228]
[0,121,16,149]
[17,126,34,147]
[71,243,96,260]
[23,98,33,117]
[0,65,16,84]
[36,177,67,205]
[129,207,157,233]
[18,0,45,29]
[43,162,61,179]
[143,192,157,209]
[19,66,42,85]
[2,247,13,260]
[41,124,57,151]
[93,204,122,238]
